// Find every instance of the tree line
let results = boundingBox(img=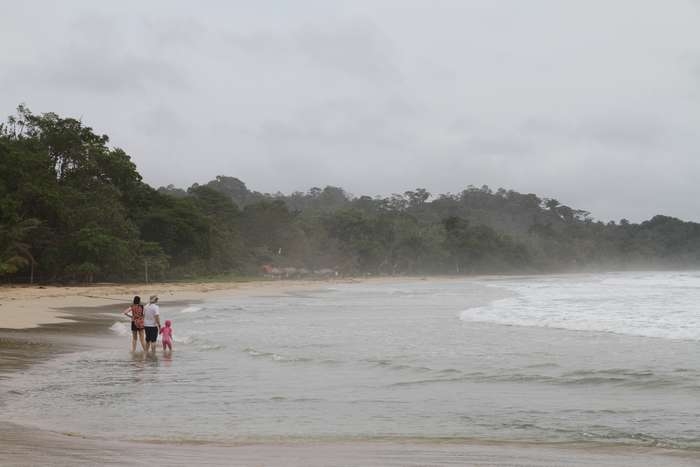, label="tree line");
[2,107,699,283]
